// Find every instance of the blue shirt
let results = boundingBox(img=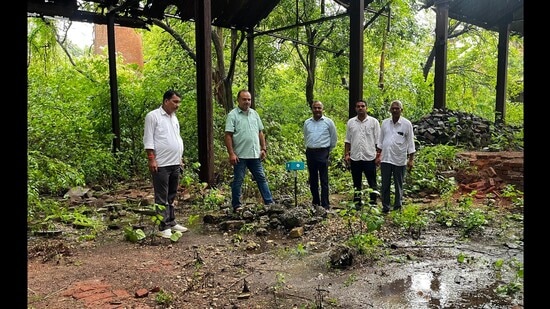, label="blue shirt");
[303,116,338,151]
